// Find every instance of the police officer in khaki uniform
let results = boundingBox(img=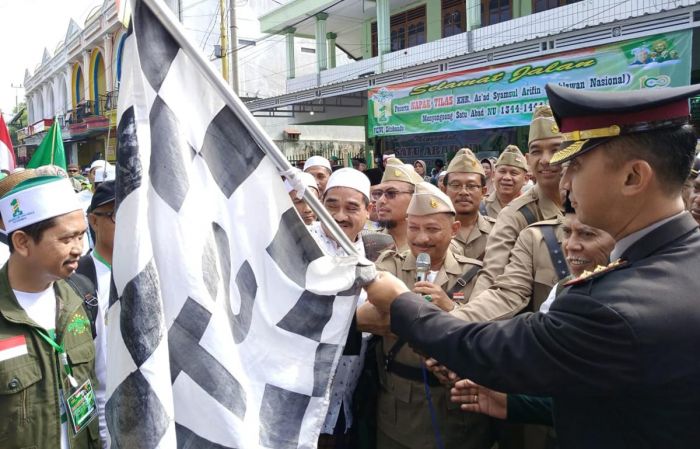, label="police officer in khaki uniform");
[372,157,423,252]
[444,148,495,260]
[375,182,491,449]
[472,106,564,296]
[481,145,529,219]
